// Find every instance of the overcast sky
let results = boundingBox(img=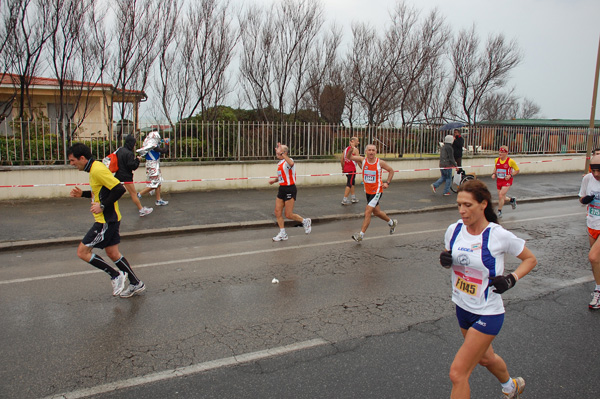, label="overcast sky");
[248,0,600,120]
